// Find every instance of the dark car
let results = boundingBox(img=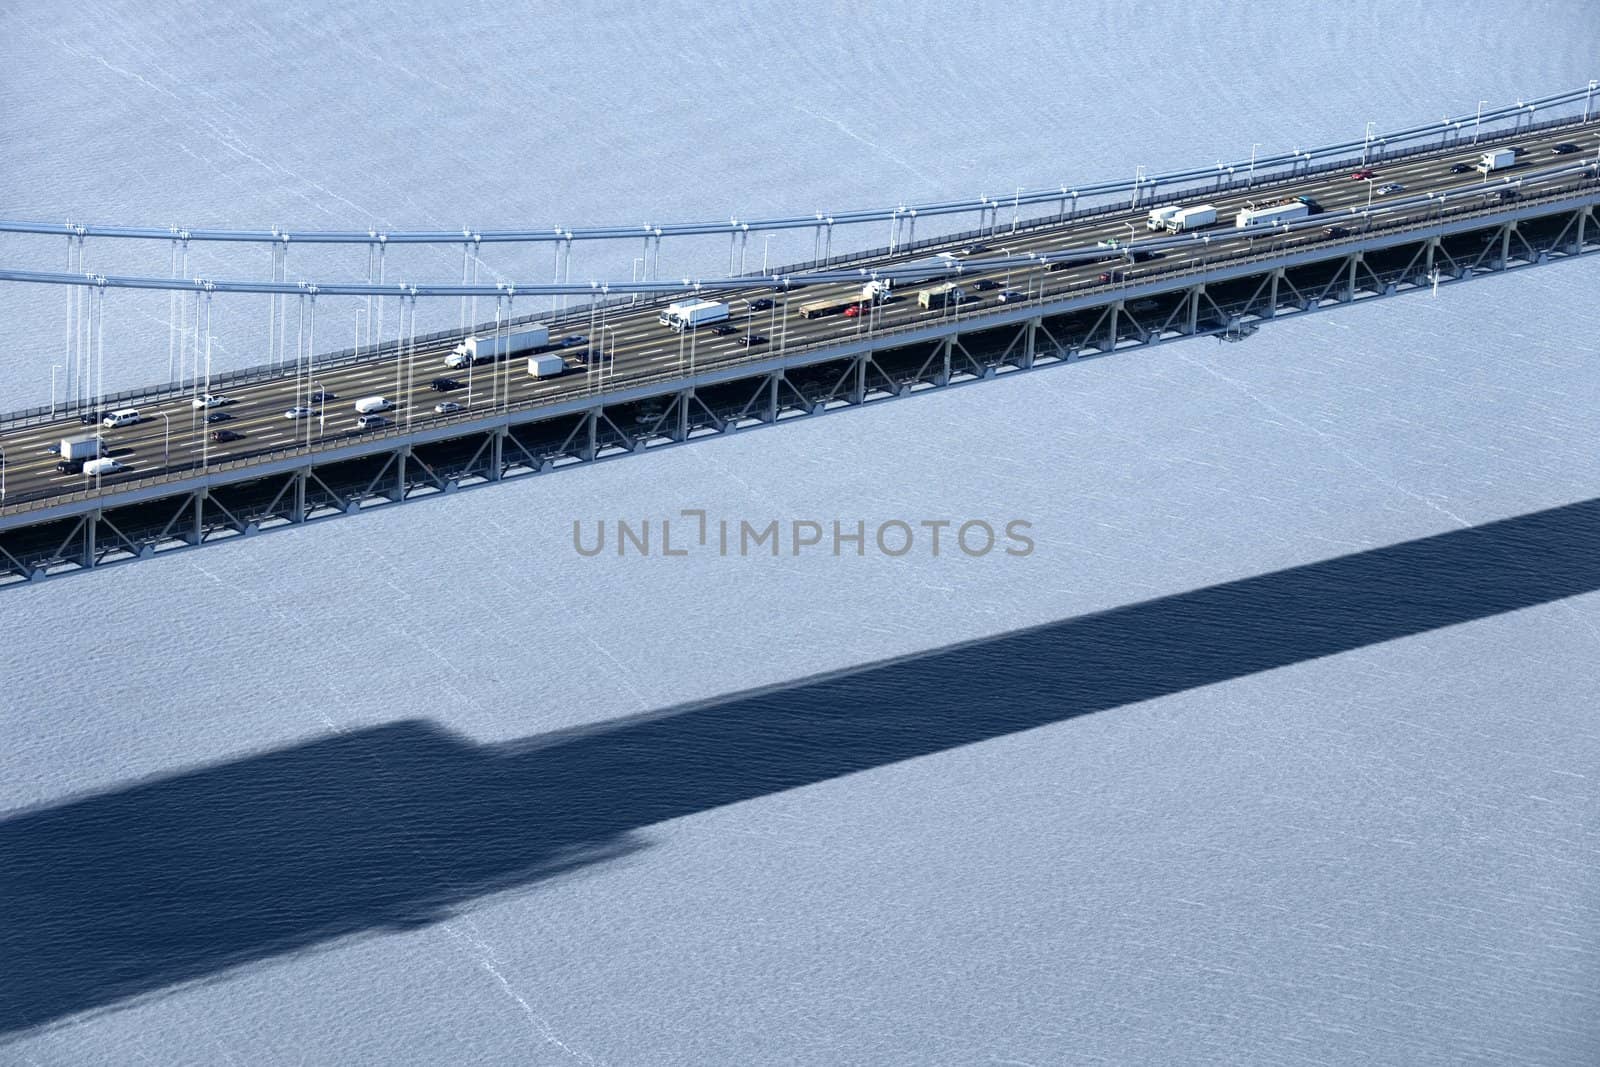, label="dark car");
[750,298,775,311]
[1511,145,1529,157]
[711,324,738,336]
[205,411,231,423]
[1129,249,1160,263]
[310,388,336,403]
[430,377,462,391]
[738,334,768,347]
[562,334,587,347]
[1449,161,1472,173]
[1047,261,1073,273]
[1493,188,1518,202]
[973,278,1002,291]
[1552,143,1580,155]
[211,429,243,443]
[1096,269,1127,284]
[54,459,84,474]
[1322,225,1352,238]
[78,411,106,425]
